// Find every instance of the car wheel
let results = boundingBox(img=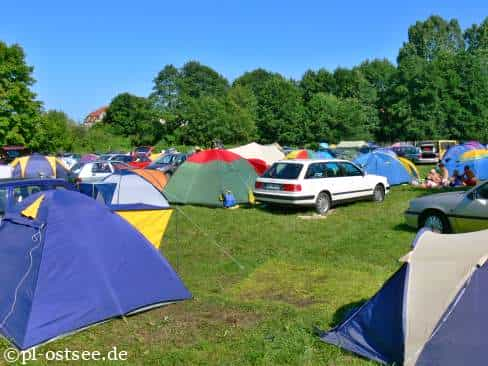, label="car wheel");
[315,192,331,215]
[372,184,385,202]
[422,212,450,234]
